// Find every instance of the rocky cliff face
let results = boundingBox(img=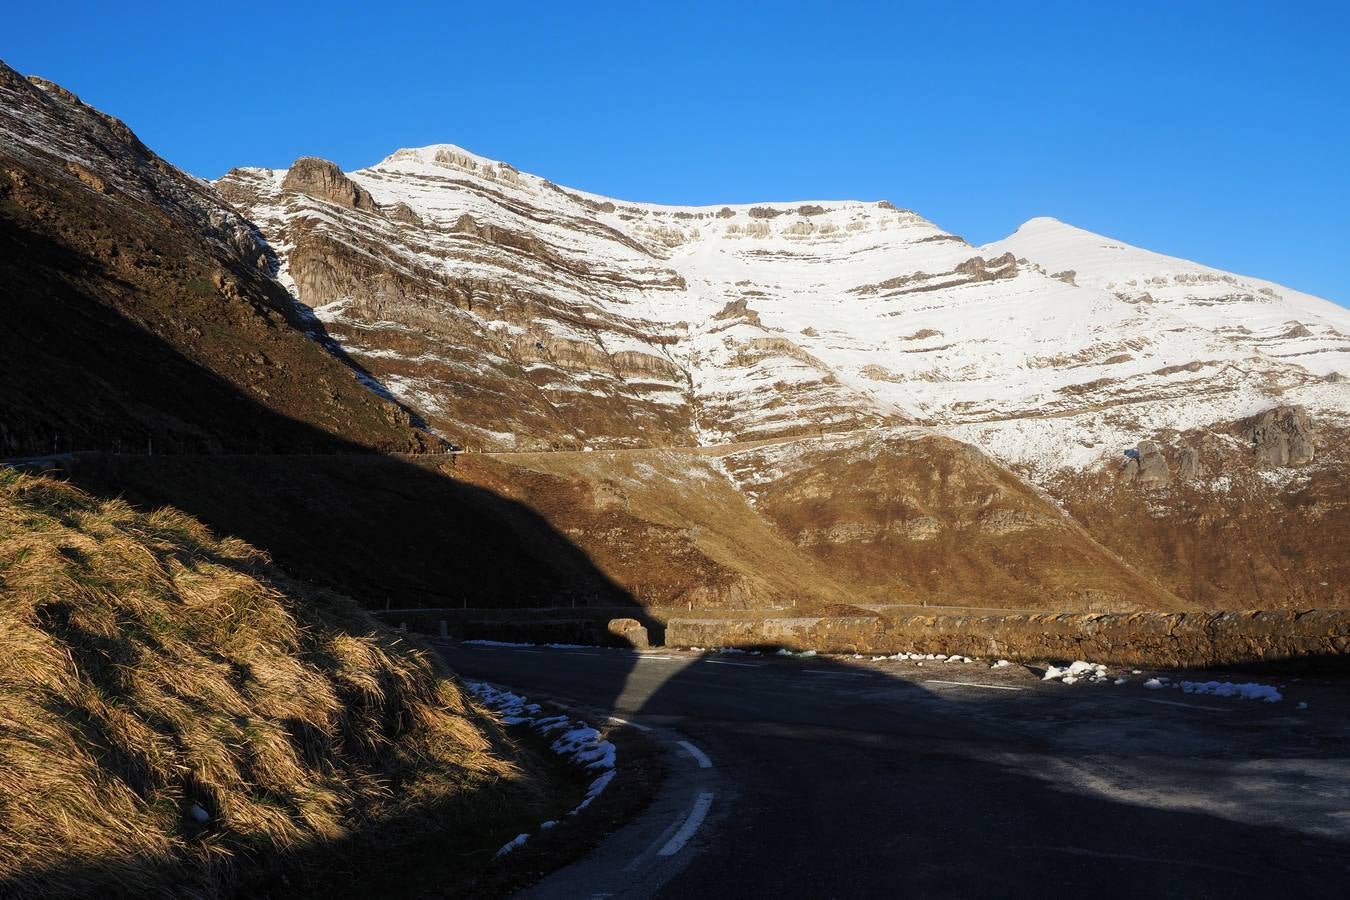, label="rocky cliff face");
[279,156,378,211]
[217,146,1350,475]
